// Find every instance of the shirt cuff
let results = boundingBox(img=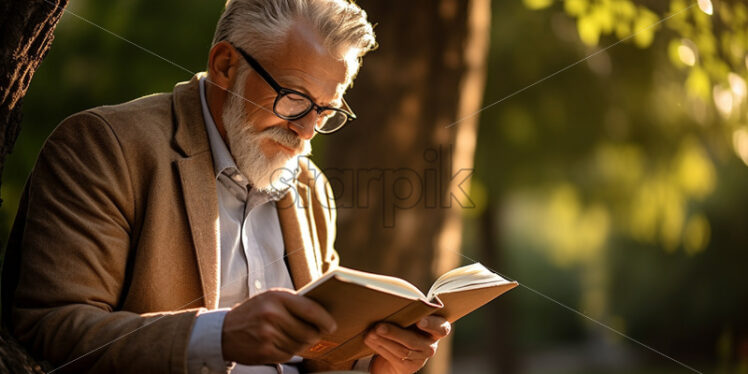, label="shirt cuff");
[187,308,232,374]
[352,355,374,372]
